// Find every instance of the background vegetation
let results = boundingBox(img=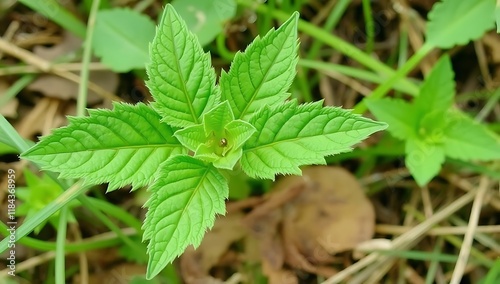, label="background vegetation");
[1,0,500,283]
